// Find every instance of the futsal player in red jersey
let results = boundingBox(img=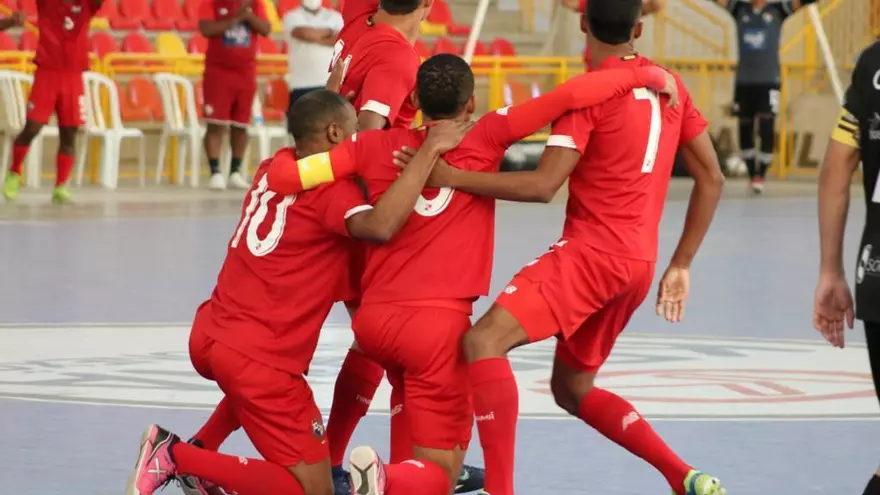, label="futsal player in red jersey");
[265,54,676,495]
[2,0,102,204]
[329,0,427,130]
[414,2,728,494]
[125,90,469,495]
